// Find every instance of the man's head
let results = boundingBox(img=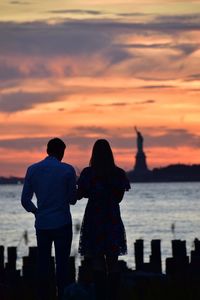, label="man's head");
[47,138,66,161]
